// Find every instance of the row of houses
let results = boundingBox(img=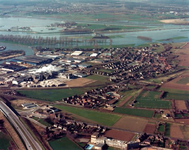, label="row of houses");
[62,85,120,109]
